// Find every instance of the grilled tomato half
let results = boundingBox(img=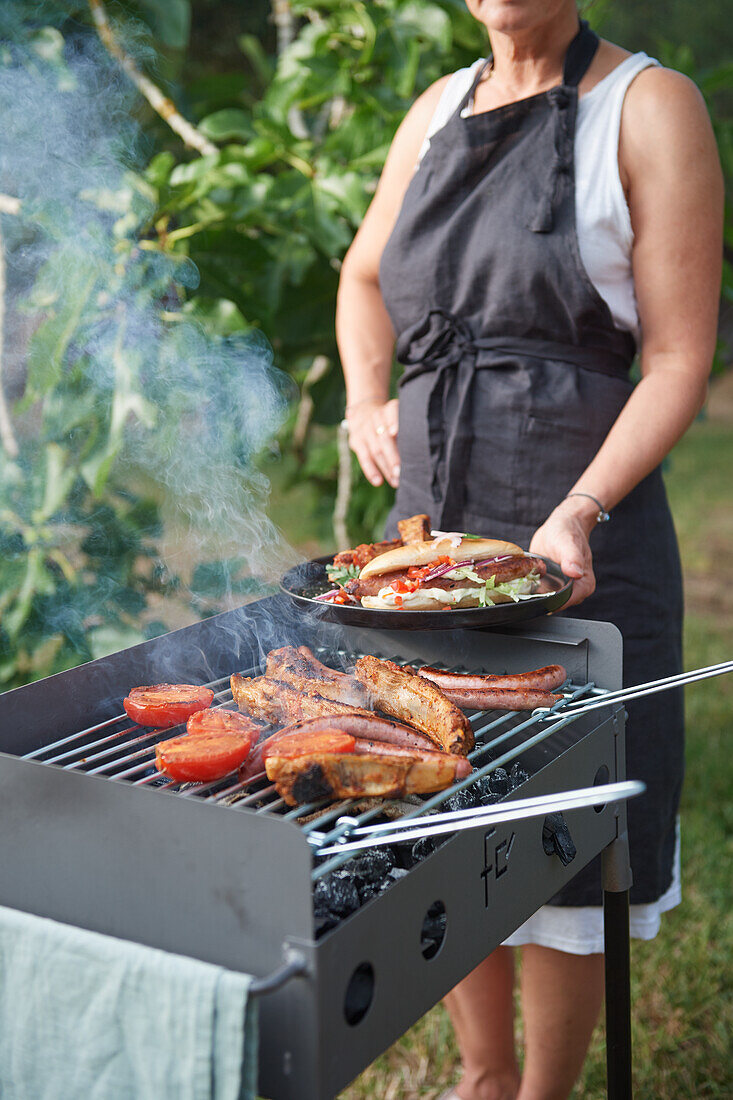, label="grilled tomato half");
[155,730,253,782]
[123,684,214,728]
